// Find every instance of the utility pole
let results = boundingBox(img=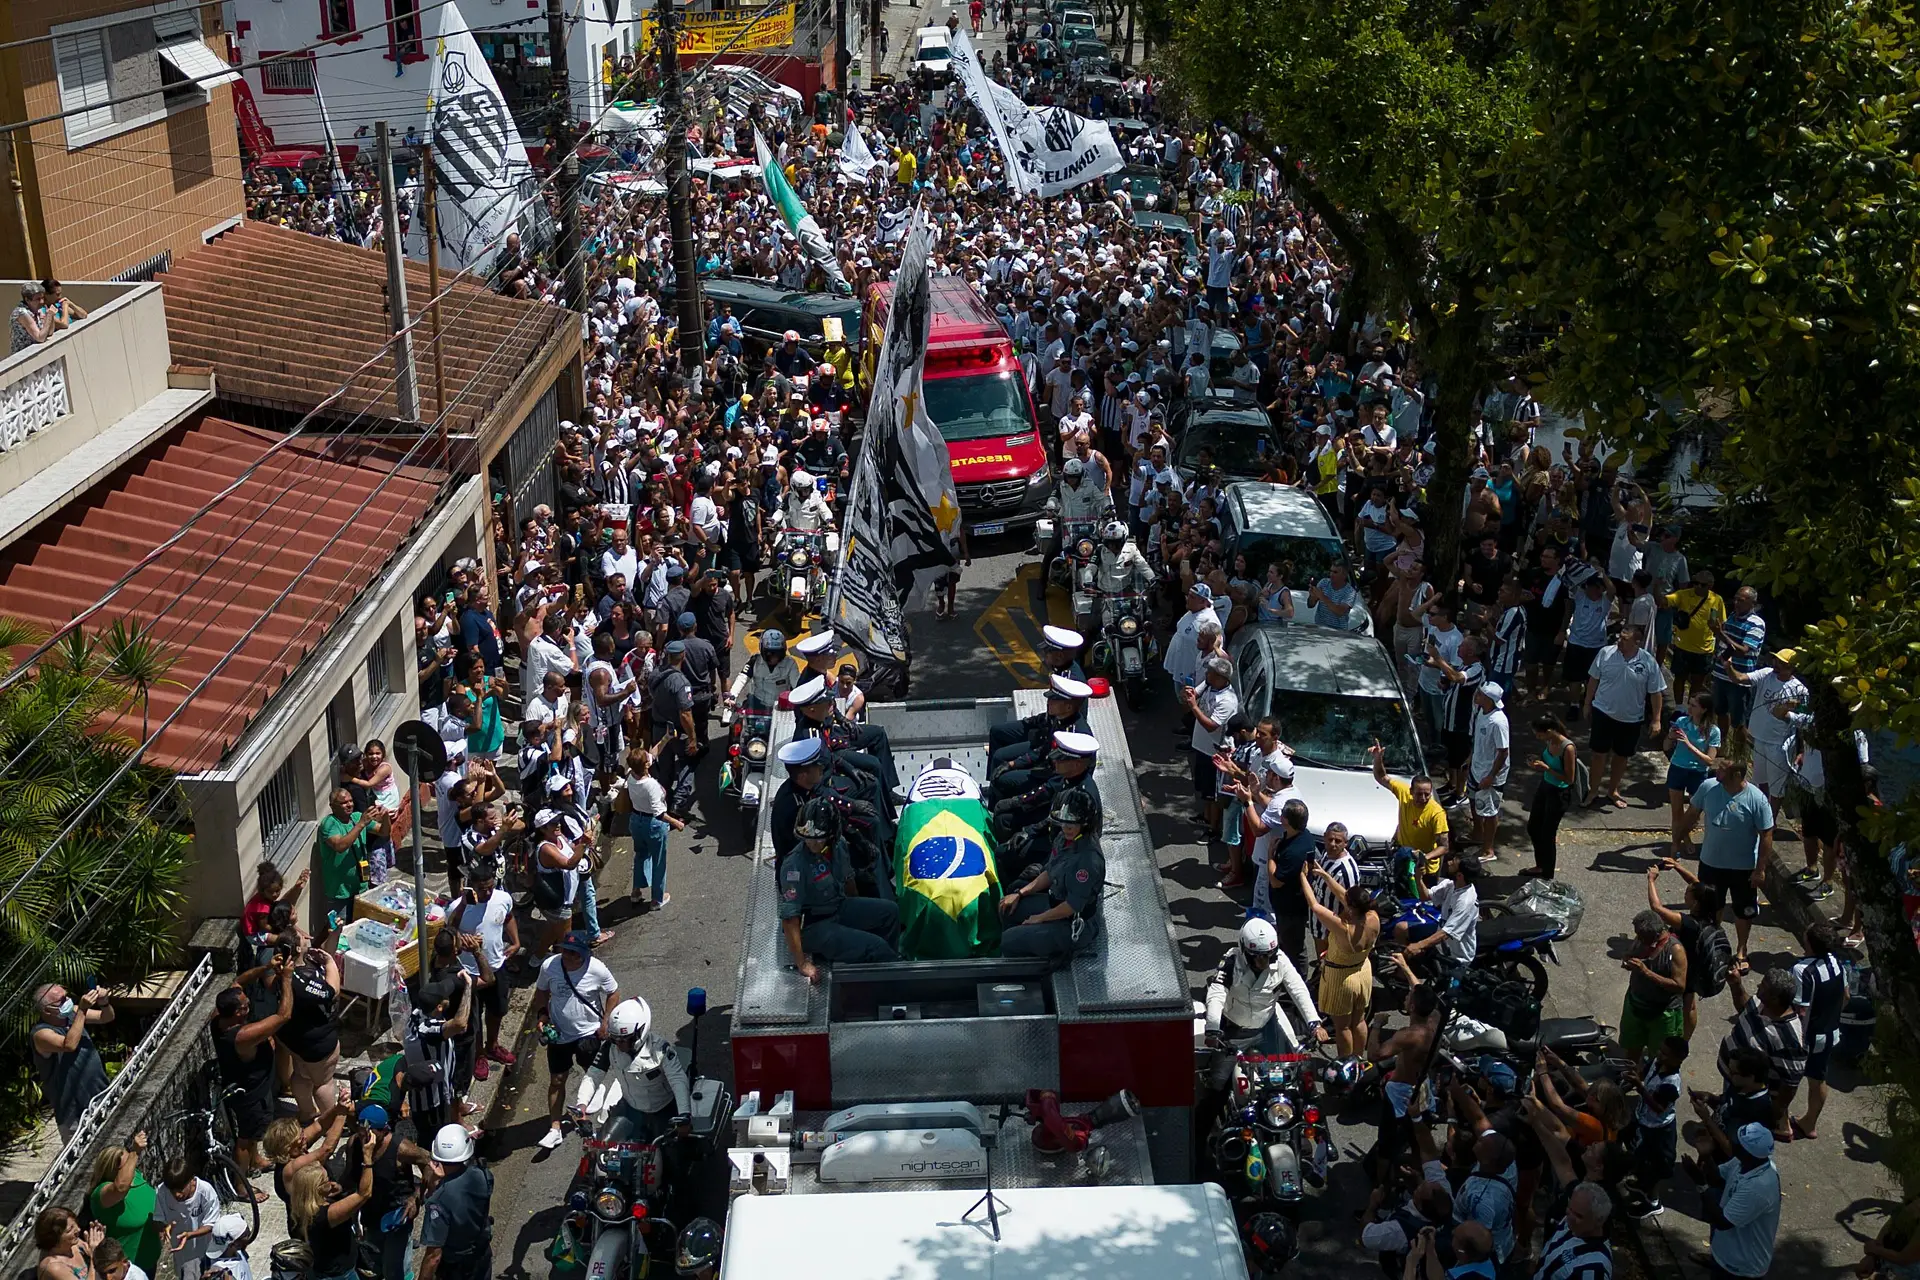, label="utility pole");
[867,0,882,89]
[833,0,850,93]
[422,142,450,442]
[548,0,588,313]
[374,123,421,424]
[659,1,706,370]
